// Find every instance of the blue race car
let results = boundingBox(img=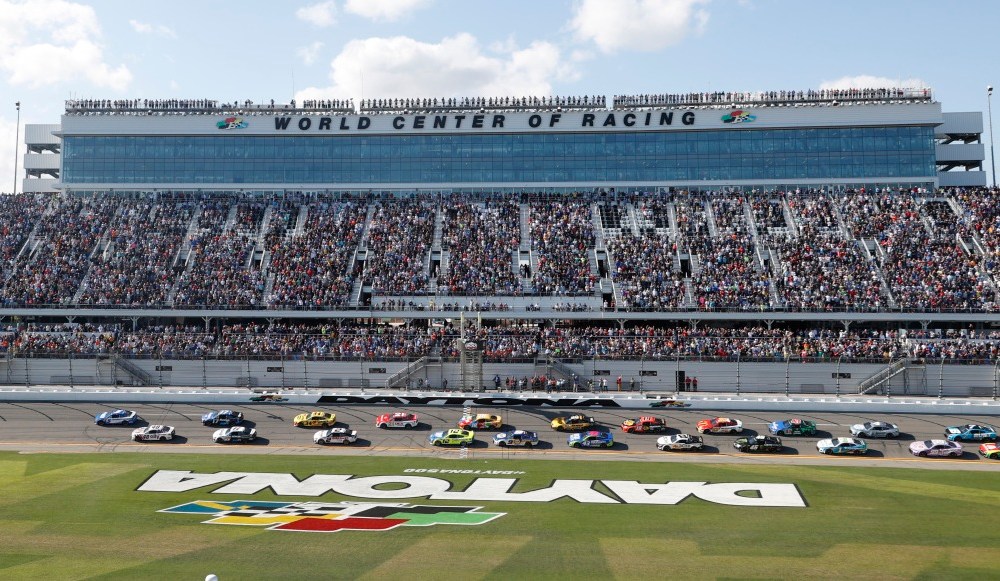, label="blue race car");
[944,424,998,442]
[201,409,245,426]
[768,418,817,436]
[95,409,139,426]
[568,430,614,448]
